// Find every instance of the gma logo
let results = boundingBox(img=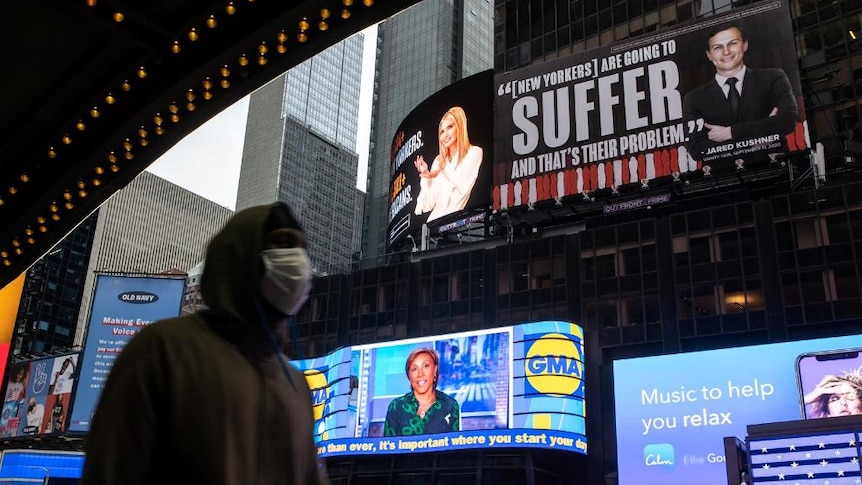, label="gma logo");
[524,333,584,397]
[303,368,329,421]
